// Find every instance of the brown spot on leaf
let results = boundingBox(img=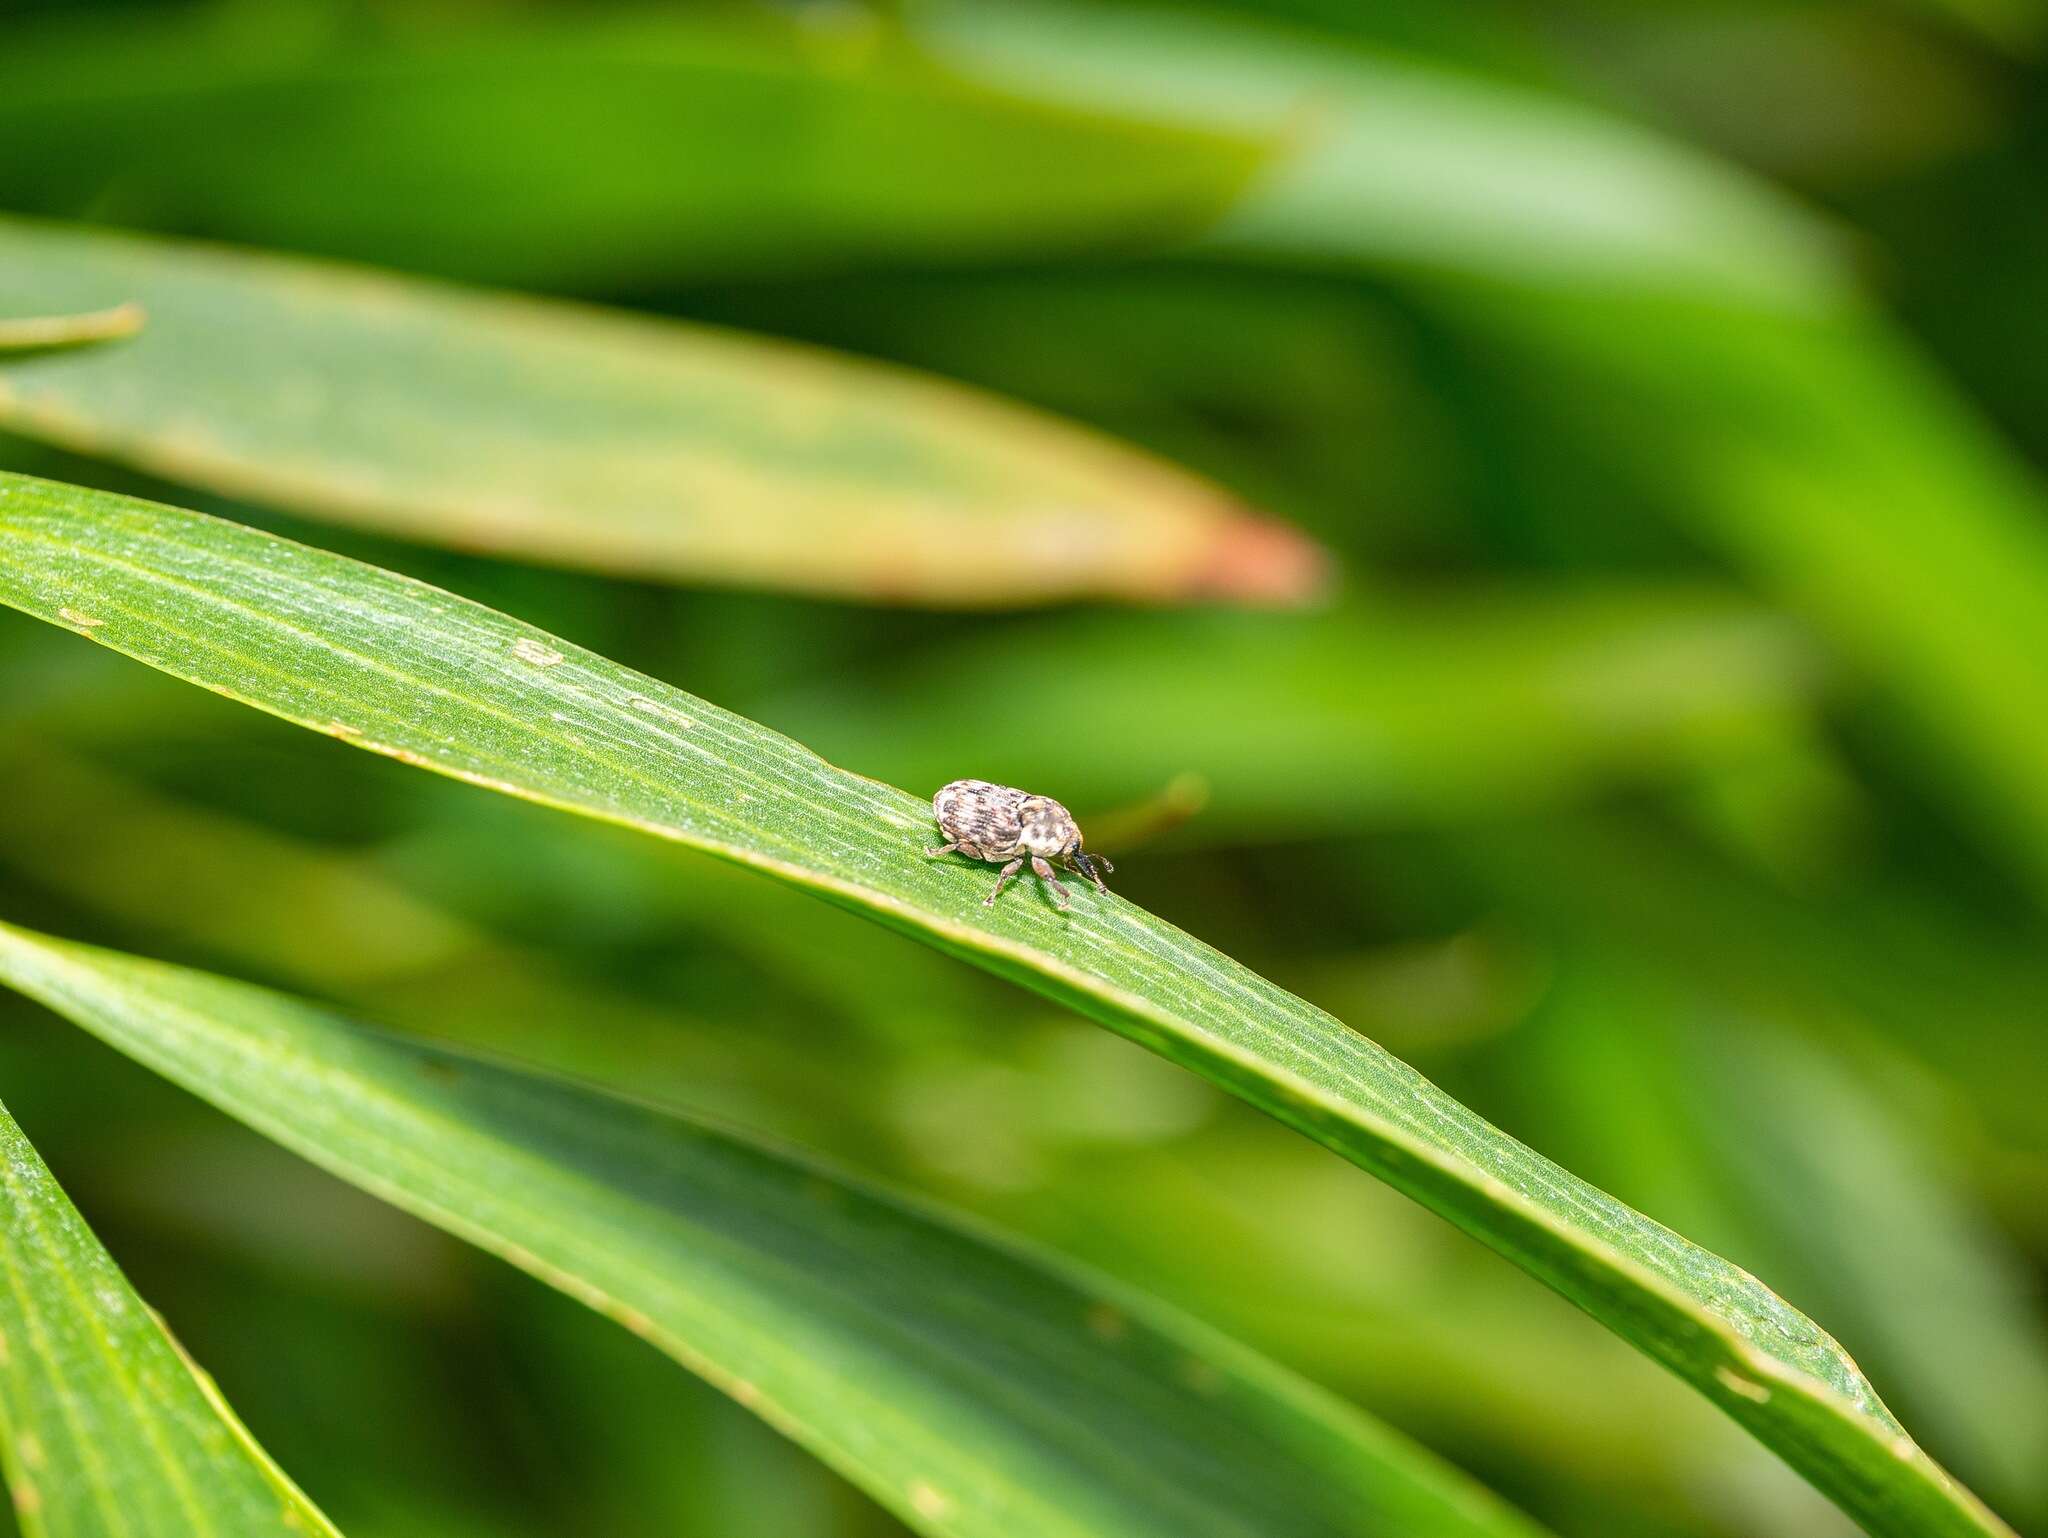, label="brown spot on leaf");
[1085,1302,1128,1342]
[1714,1365,1771,1403]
